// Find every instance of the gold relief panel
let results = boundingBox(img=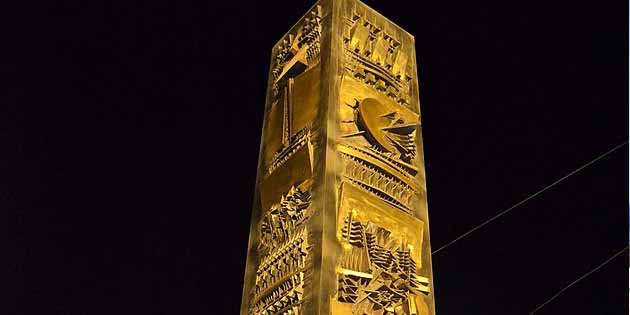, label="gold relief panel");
[245,5,325,315]
[332,183,431,315]
[338,76,425,218]
[332,3,434,315]
[252,181,313,315]
[337,3,426,219]
[338,60,419,159]
[342,6,414,110]
[260,141,313,212]
[262,63,320,169]
[261,4,322,168]
[336,183,425,270]
[272,6,323,93]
